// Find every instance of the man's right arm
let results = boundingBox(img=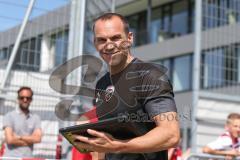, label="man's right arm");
[4,127,28,146]
[202,134,240,157]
